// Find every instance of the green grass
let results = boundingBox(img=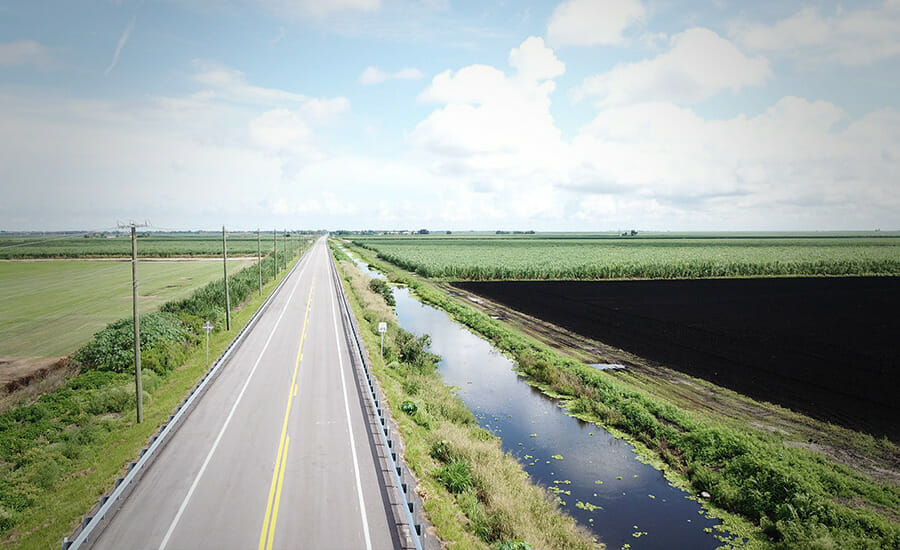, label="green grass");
[0,232,311,259]
[344,241,900,550]
[0,260,251,358]
[352,234,900,280]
